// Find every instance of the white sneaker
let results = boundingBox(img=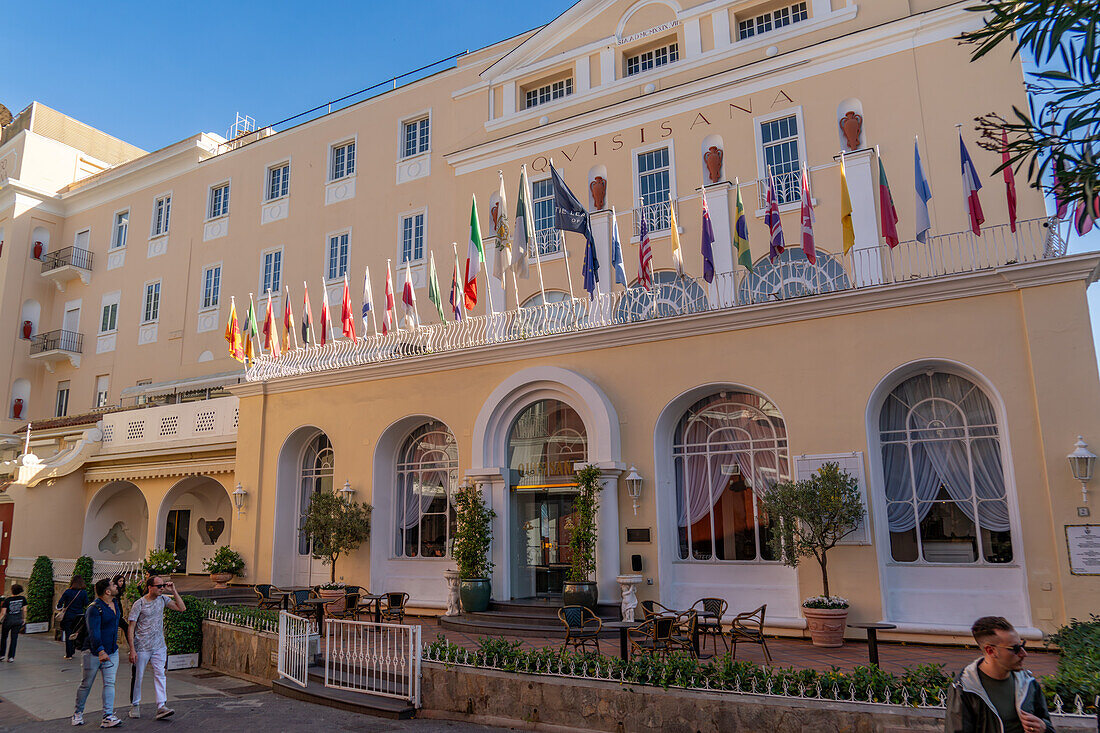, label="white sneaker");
[155,705,175,720]
[100,714,122,728]
[71,712,84,726]
[128,706,140,718]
